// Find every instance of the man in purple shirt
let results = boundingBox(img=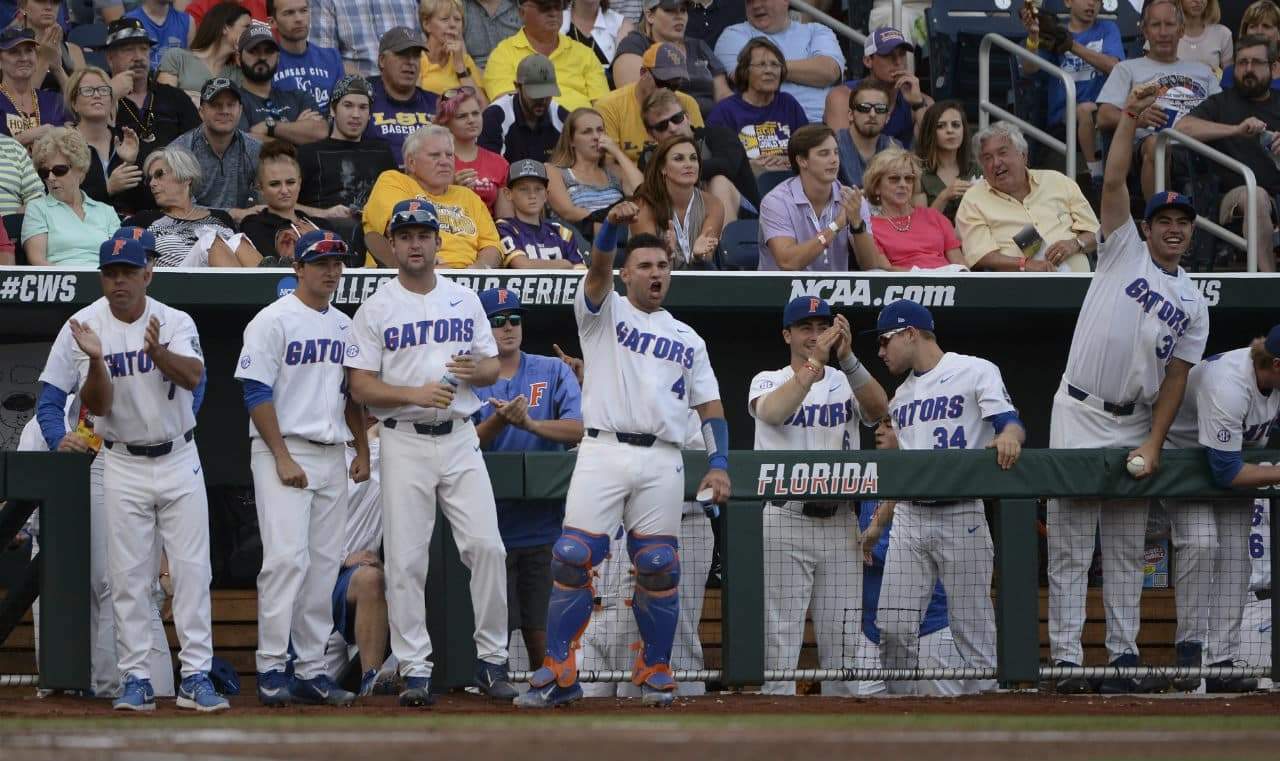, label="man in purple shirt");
[365,26,438,165]
[757,124,875,271]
